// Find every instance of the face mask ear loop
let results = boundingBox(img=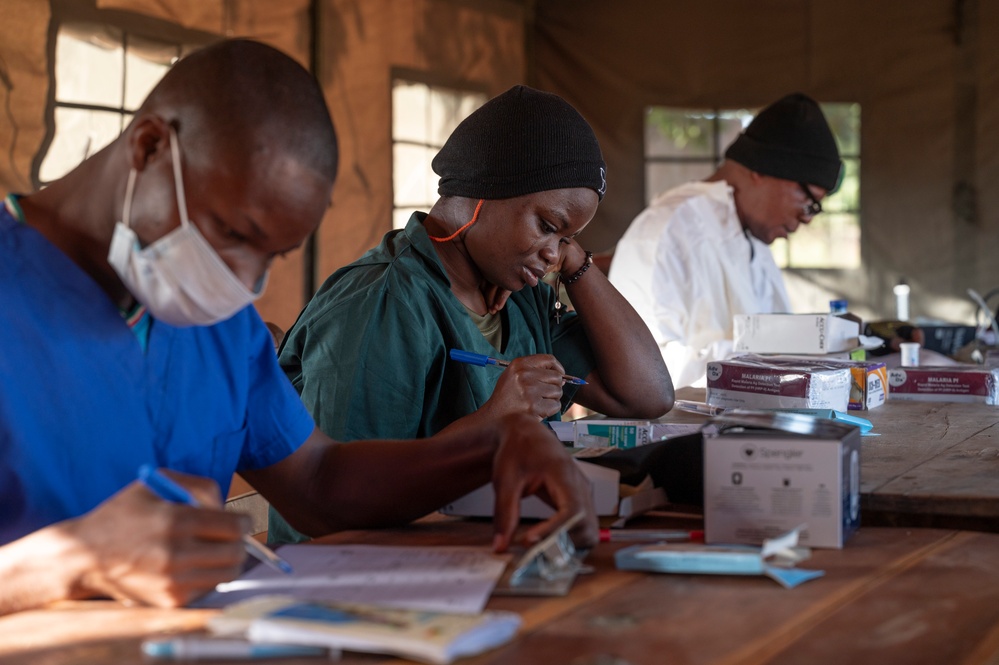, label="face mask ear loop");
[122,168,137,228]
[168,127,190,228]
